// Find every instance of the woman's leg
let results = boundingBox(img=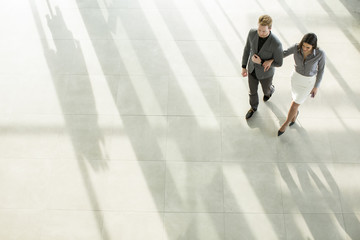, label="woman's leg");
[279,101,300,132]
